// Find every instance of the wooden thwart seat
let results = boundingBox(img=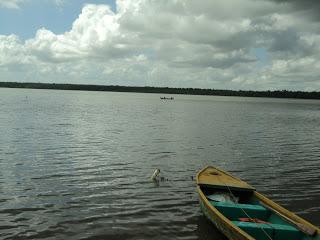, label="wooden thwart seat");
[210,201,270,220]
[232,221,301,240]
